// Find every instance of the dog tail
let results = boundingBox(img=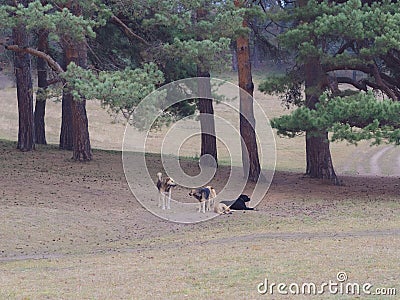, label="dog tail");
[157,172,162,180]
[205,186,217,199]
[210,188,217,199]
